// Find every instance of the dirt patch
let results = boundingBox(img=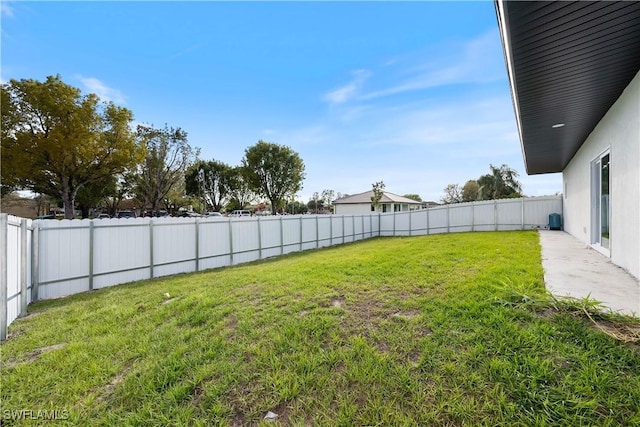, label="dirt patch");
[3,343,67,368]
[331,298,344,308]
[593,319,640,343]
[392,310,421,320]
[102,364,131,396]
[224,315,239,342]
